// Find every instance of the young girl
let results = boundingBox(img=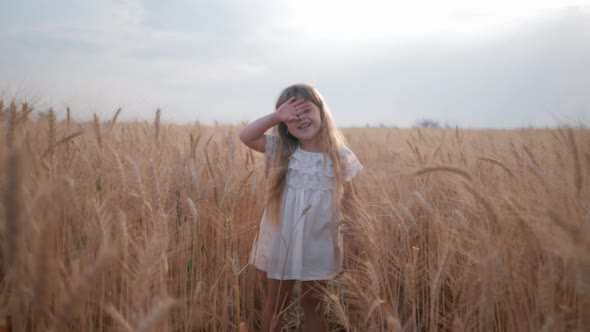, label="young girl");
[239,84,363,332]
